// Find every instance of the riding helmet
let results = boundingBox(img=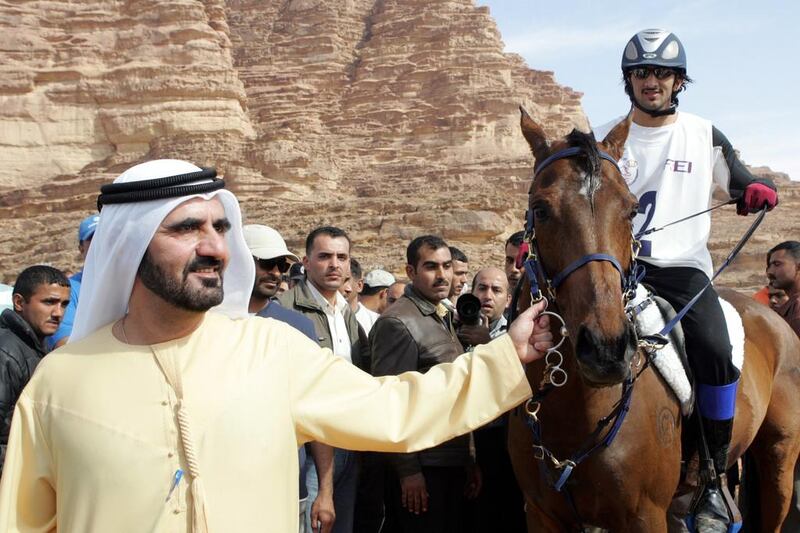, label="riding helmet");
[621,29,686,72]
